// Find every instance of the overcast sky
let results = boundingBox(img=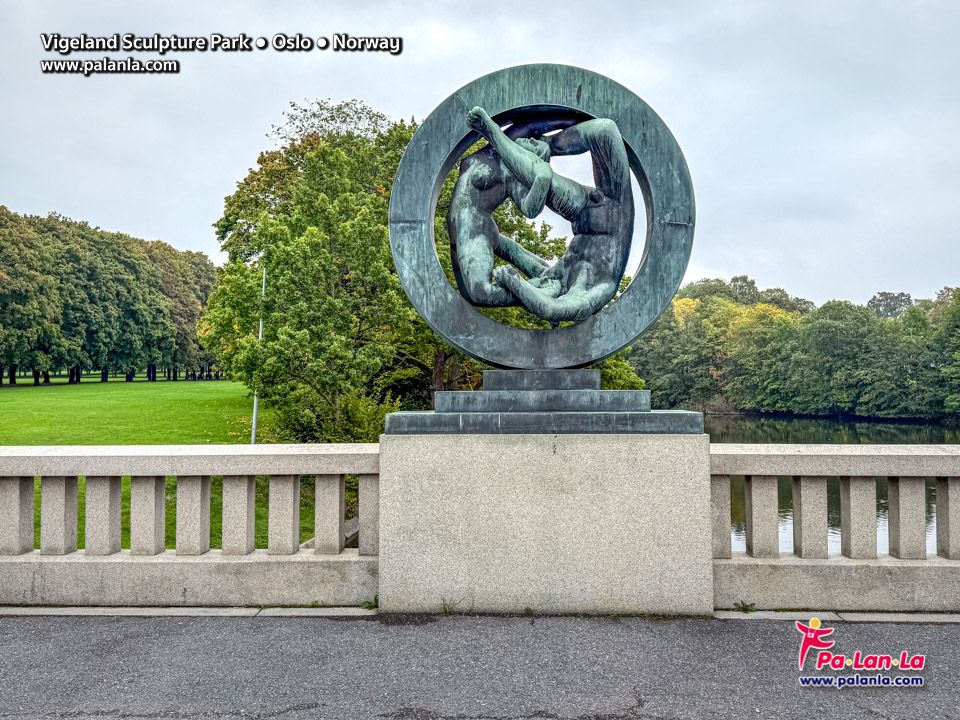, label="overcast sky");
[1,0,957,305]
